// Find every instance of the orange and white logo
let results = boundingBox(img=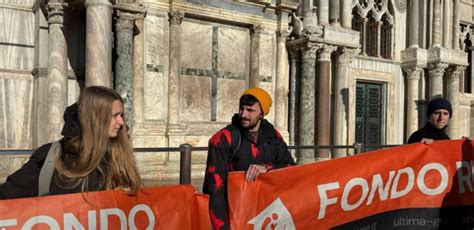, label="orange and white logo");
[247,198,295,230]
